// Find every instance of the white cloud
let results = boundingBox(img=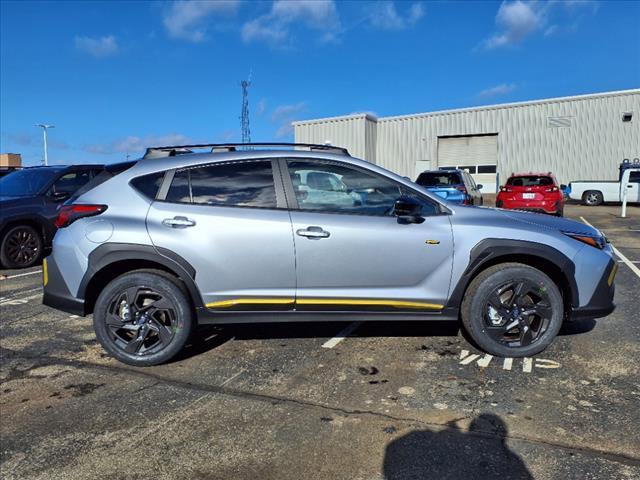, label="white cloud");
[163,0,239,42]
[368,2,425,30]
[480,0,599,50]
[482,1,544,49]
[477,83,517,98]
[242,0,341,47]
[84,133,192,155]
[74,35,119,57]
[271,102,307,138]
